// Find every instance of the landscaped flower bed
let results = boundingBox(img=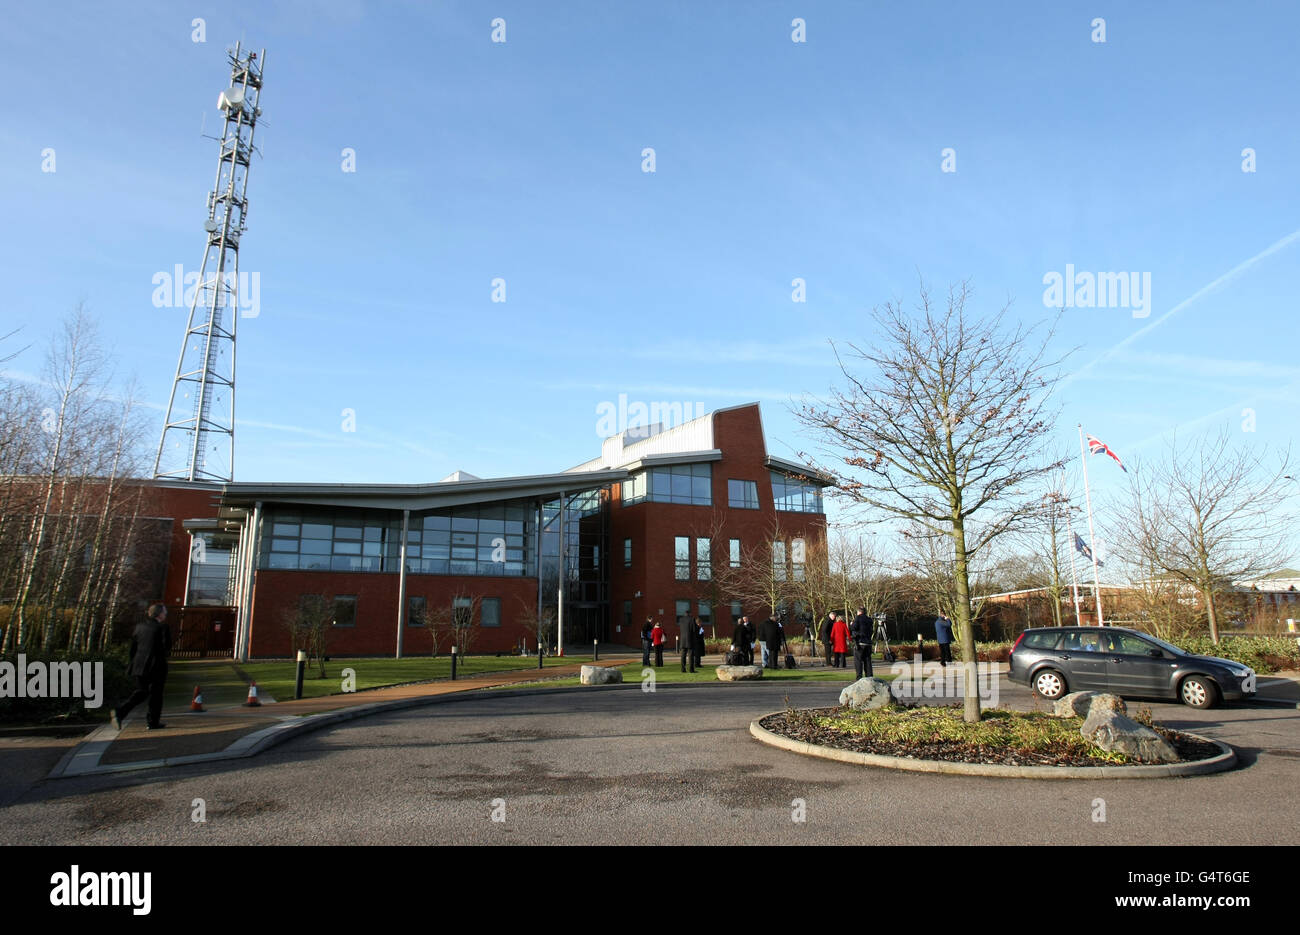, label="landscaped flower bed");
[761,705,1222,767]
